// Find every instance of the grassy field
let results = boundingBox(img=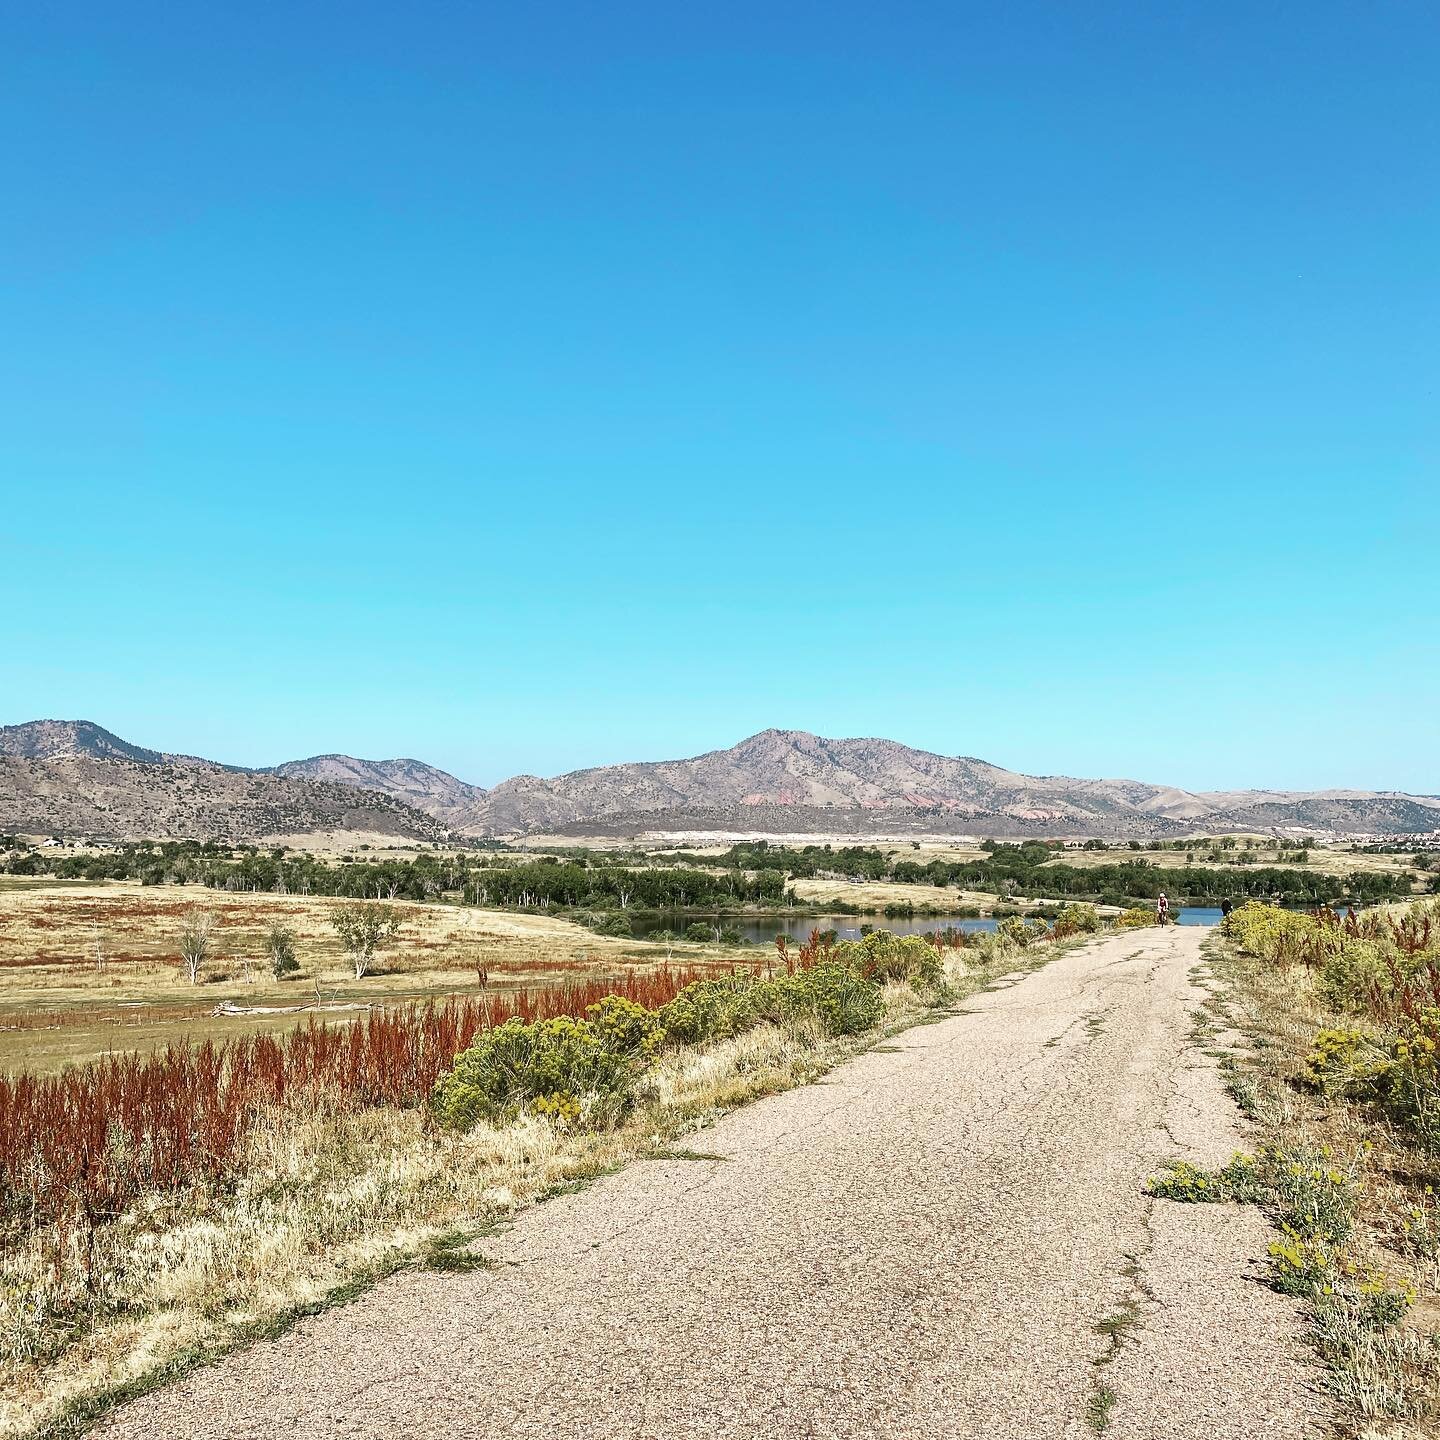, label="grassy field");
[790,877,1024,911]
[0,880,743,1074]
